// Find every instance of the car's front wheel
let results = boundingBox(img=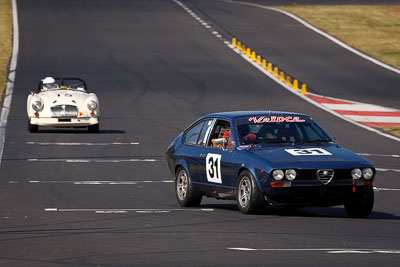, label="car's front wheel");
[28,120,39,133]
[344,186,374,218]
[175,167,202,207]
[236,170,265,214]
[88,123,99,133]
